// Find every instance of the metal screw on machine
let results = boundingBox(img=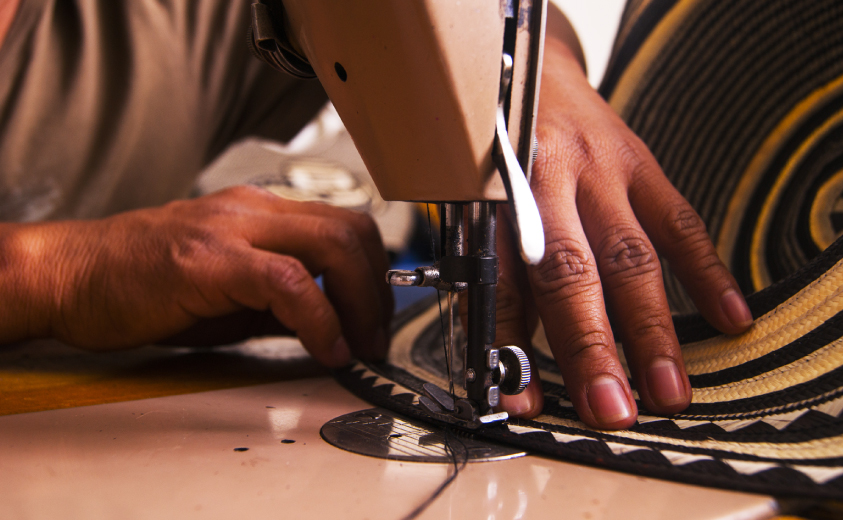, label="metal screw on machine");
[487,385,500,408]
[465,368,476,383]
[386,265,465,292]
[487,348,500,369]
